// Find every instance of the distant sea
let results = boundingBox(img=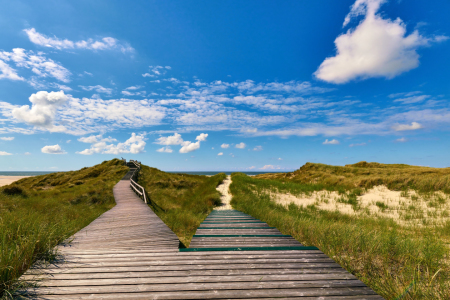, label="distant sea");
[167,171,287,176]
[0,171,56,176]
